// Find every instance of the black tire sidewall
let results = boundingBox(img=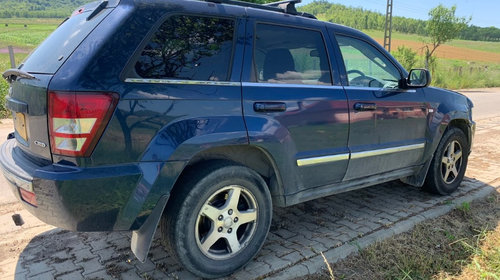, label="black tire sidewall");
[427,128,469,194]
[168,165,272,278]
